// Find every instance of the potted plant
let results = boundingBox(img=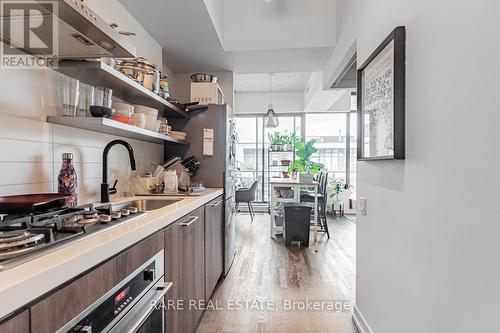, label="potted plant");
[287,138,325,178]
[329,181,347,215]
[268,132,285,151]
